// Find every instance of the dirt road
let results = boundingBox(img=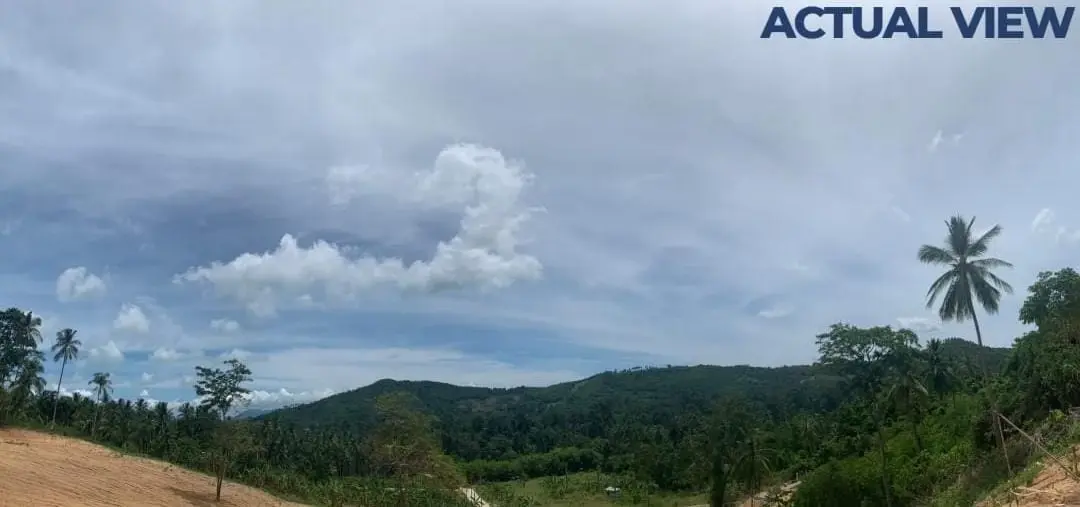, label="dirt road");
[459,487,492,506]
[733,480,801,507]
[0,428,306,507]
